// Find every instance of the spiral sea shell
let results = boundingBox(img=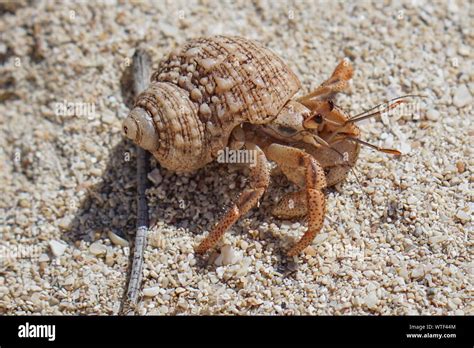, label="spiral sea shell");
[123,35,301,172]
